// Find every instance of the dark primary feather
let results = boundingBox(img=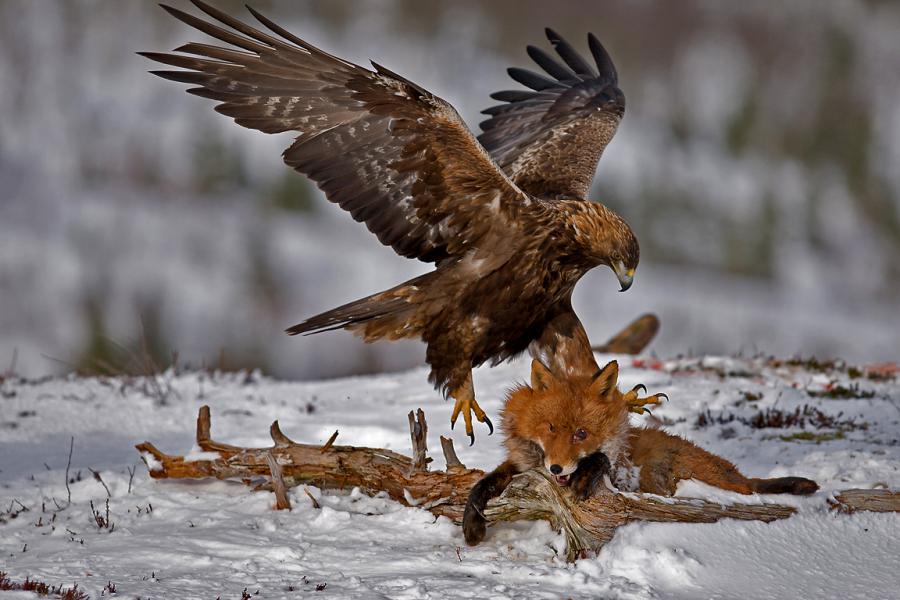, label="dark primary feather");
[478,28,625,200]
[546,28,597,78]
[588,33,618,82]
[142,0,530,264]
[507,67,560,92]
[526,45,577,82]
